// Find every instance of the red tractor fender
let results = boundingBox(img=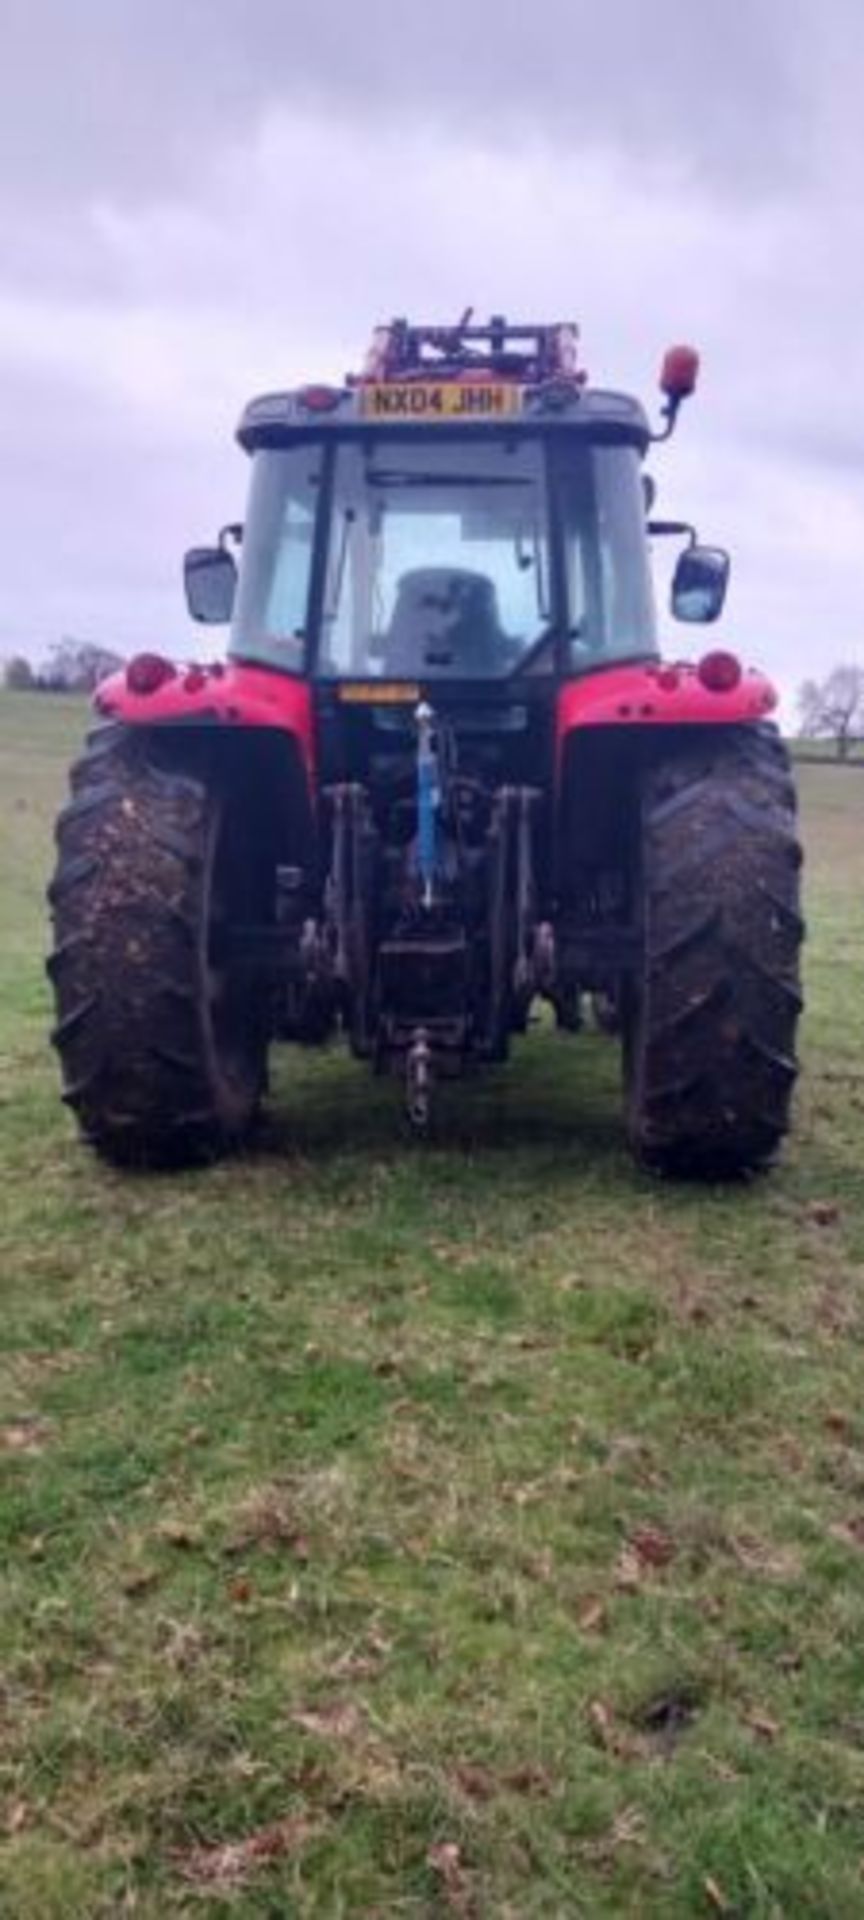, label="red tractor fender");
[94,659,316,778]
[556,655,777,762]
